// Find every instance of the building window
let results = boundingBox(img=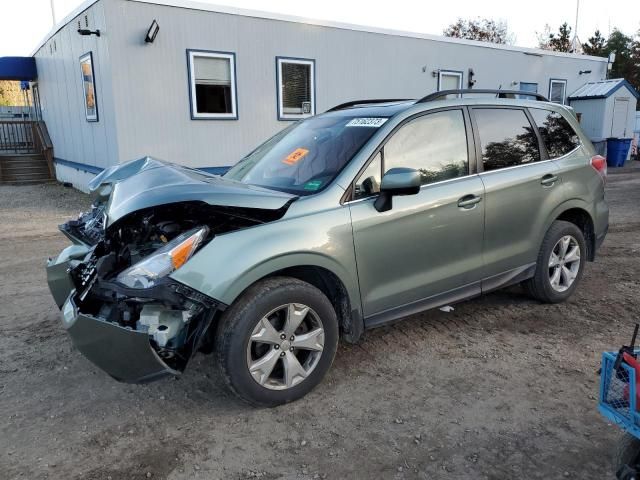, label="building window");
[438,70,463,92]
[79,52,98,122]
[187,50,237,120]
[519,82,538,99]
[277,57,315,120]
[549,79,567,104]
